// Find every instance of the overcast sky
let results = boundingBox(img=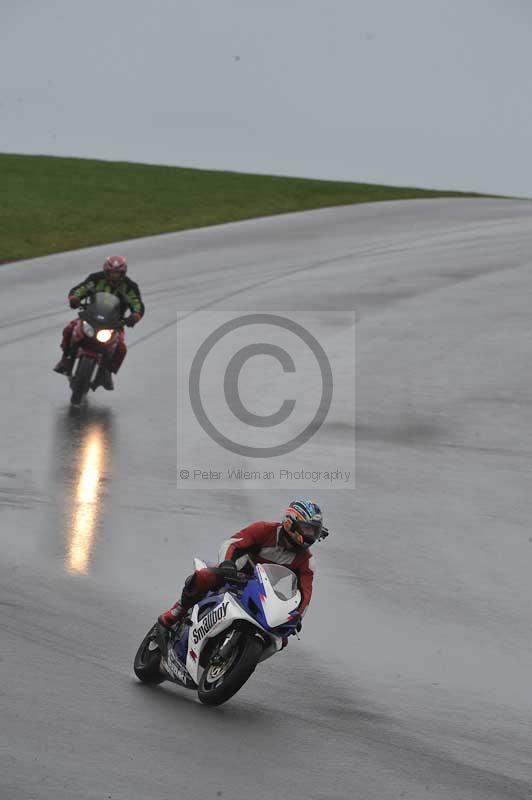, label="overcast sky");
[1,0,531,196]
